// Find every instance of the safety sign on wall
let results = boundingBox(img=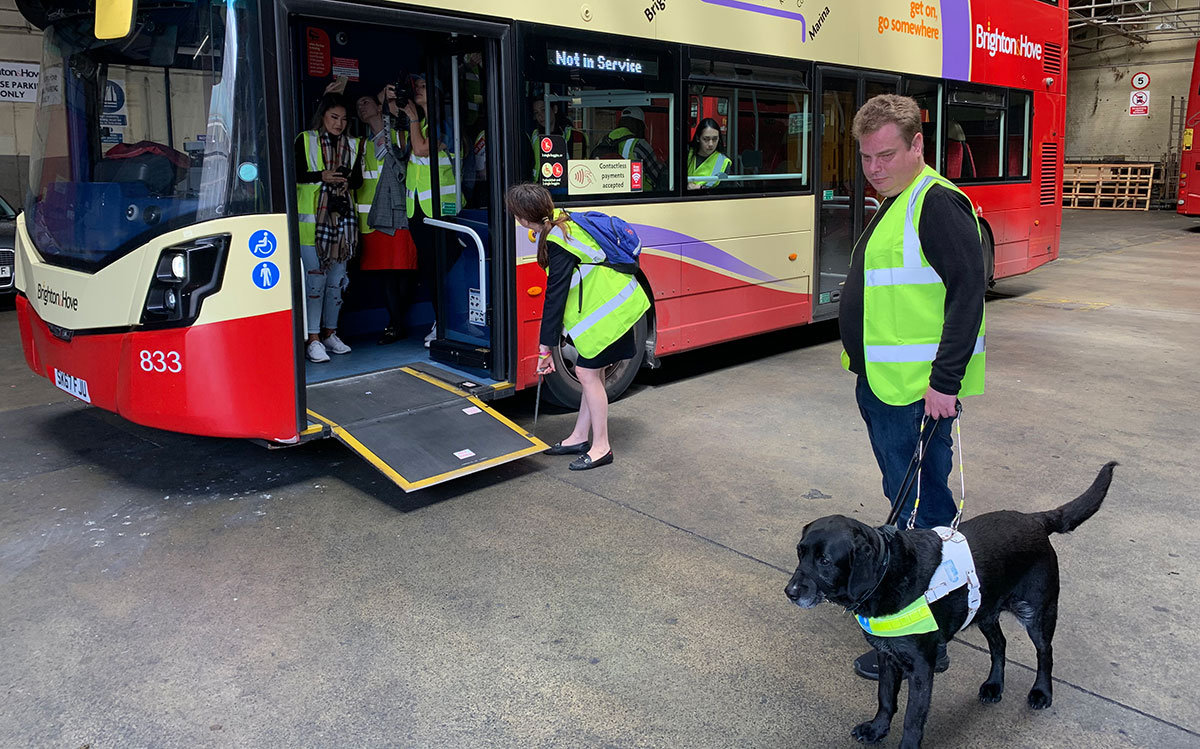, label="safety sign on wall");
[1129,90,1150,117]
[0,61,39,102]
